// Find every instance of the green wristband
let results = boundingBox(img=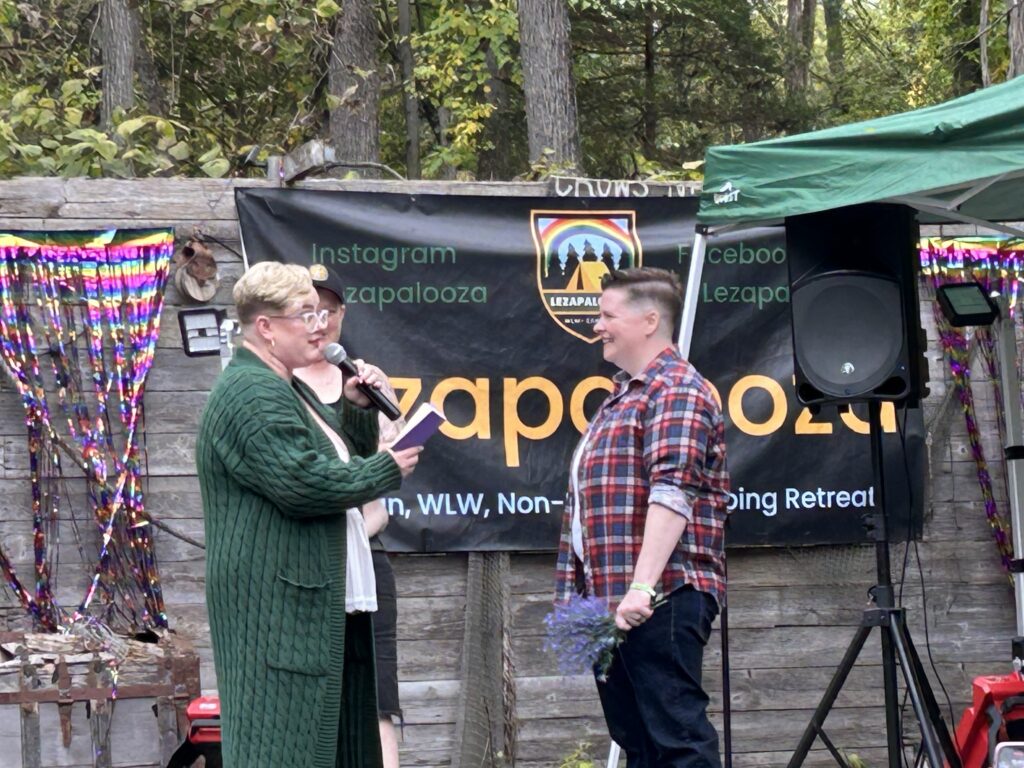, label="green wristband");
[629,582,657,598]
